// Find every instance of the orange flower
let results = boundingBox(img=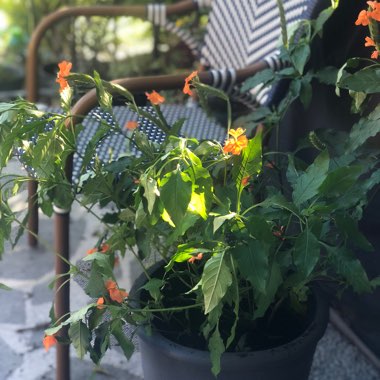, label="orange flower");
[105,280,129,303]
[96,297,105,309]
[365,36,376,47]
[241,176,250,187]
[56,60,72,93]
[355,9,370,26]
[183,71,198,96]
[223,128,248,155]
[86,247,97,255]
[124,121,138,130]
[100,243,110,253]
[43,335,57,352]
[371,49,379,59]
[145,90,165,105]
[370,9,380,21]
[188,252,203,264]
